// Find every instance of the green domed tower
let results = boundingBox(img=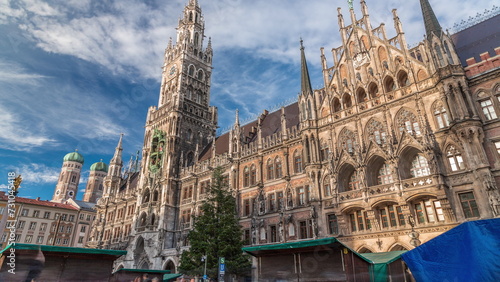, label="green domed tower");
[84,160,109,203]
[52,150,84,203]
